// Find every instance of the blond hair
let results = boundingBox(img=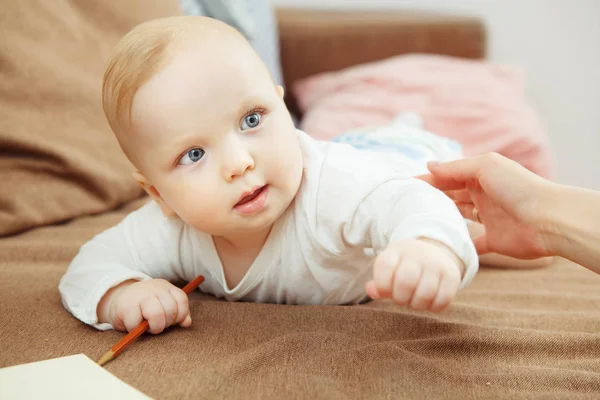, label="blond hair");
[101,16,244,161]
